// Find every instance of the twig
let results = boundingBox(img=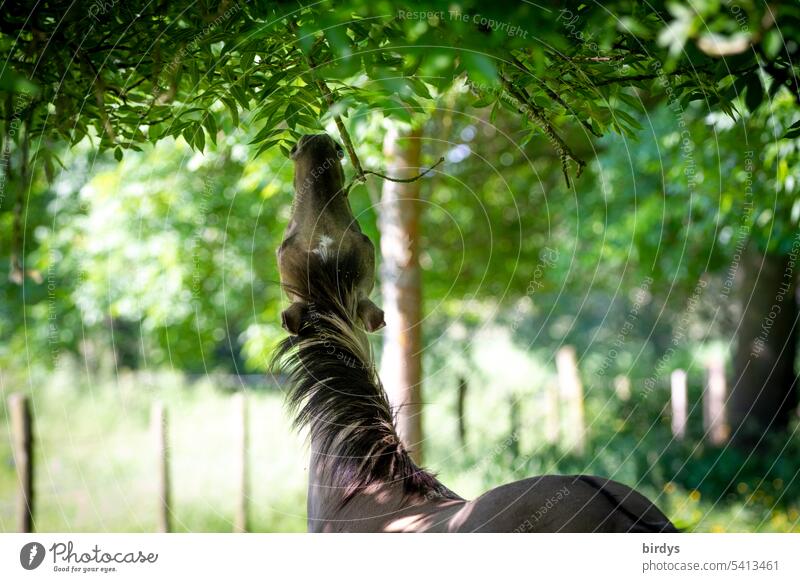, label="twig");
[292,29,366,181]
[9,114,28,284]
[592,72,668,87]
[568,55,628,62]
[591,65,717,88]
[363,157,444,182]
[315,78,364,177]
[510,55,601,138]
[316,71,443,194]
[345,157,445,195]
[293,27,442,194]
[74,47,117,142]
[490,74,585,187]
